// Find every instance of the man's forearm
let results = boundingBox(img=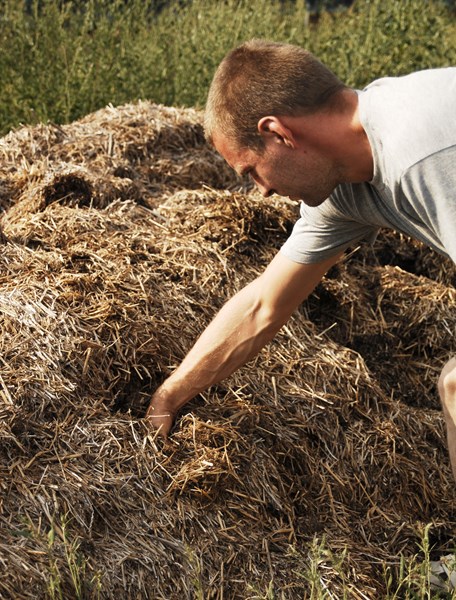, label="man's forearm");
[153,277,288,413]
[146,251,341,433]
